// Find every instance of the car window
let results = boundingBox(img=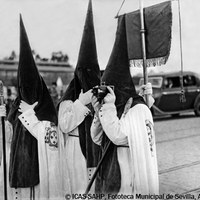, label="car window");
[164,77,180,88]
[183,75,196,87]
[139,77,163,88]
